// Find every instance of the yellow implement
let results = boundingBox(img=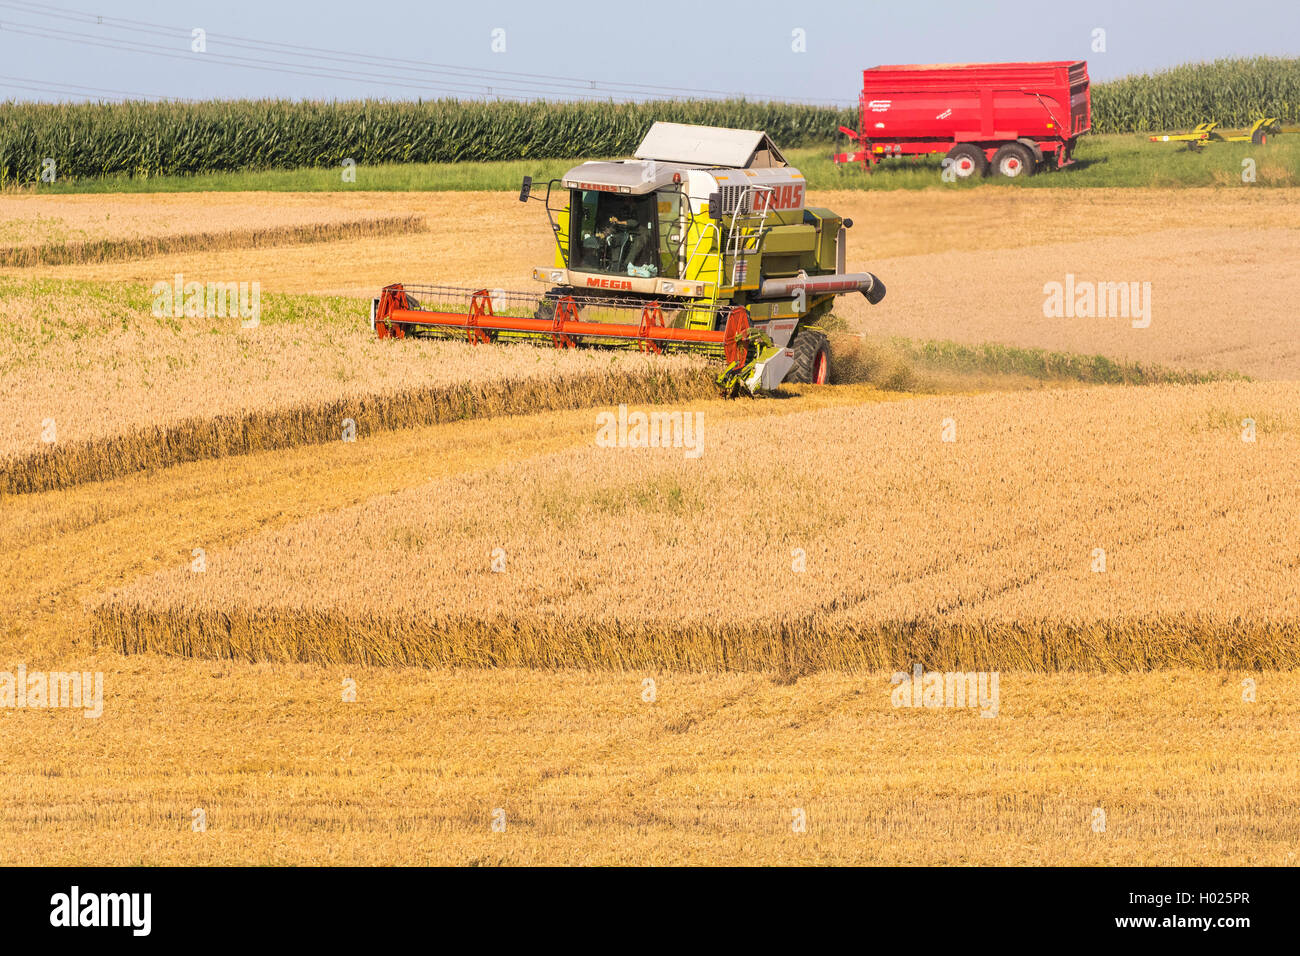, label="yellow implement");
[1149,117,1280,150]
